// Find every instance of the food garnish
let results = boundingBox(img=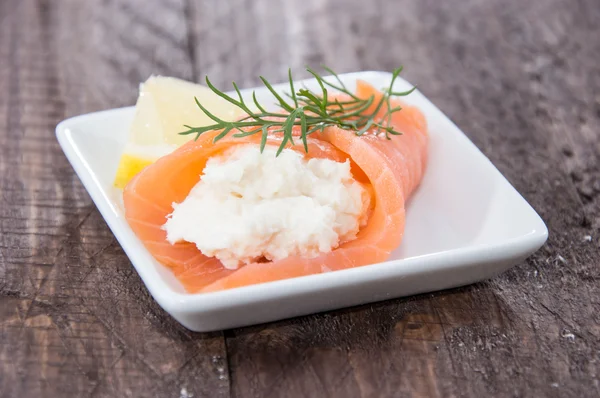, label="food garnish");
[180,67,416,155]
